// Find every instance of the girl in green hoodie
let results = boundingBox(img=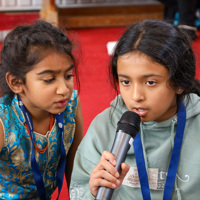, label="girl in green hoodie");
[70,19,200,200]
